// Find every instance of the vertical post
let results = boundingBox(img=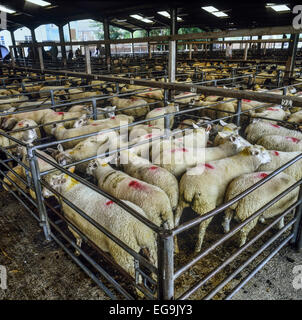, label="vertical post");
[168,7,177,99]
[10,30,18,60]
[157,229,174,300]
[284,33,299,84]
[68,22,73,54]
[27,146,51,241]
[58,24,67,67]
[103,18,111,72]
[189,43,192,60]
[131,32,135,58]
[9,47,15,68]
[235,99,242,127]
[38,47,44,72]
[244,42,249,60]
[85,46,91,74]
[291,186,302,251]
[92,98,97,120]
[30,28,37,66]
